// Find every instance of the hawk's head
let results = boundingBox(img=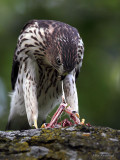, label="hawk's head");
[44,22,80,78]
[17,20,83,80]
